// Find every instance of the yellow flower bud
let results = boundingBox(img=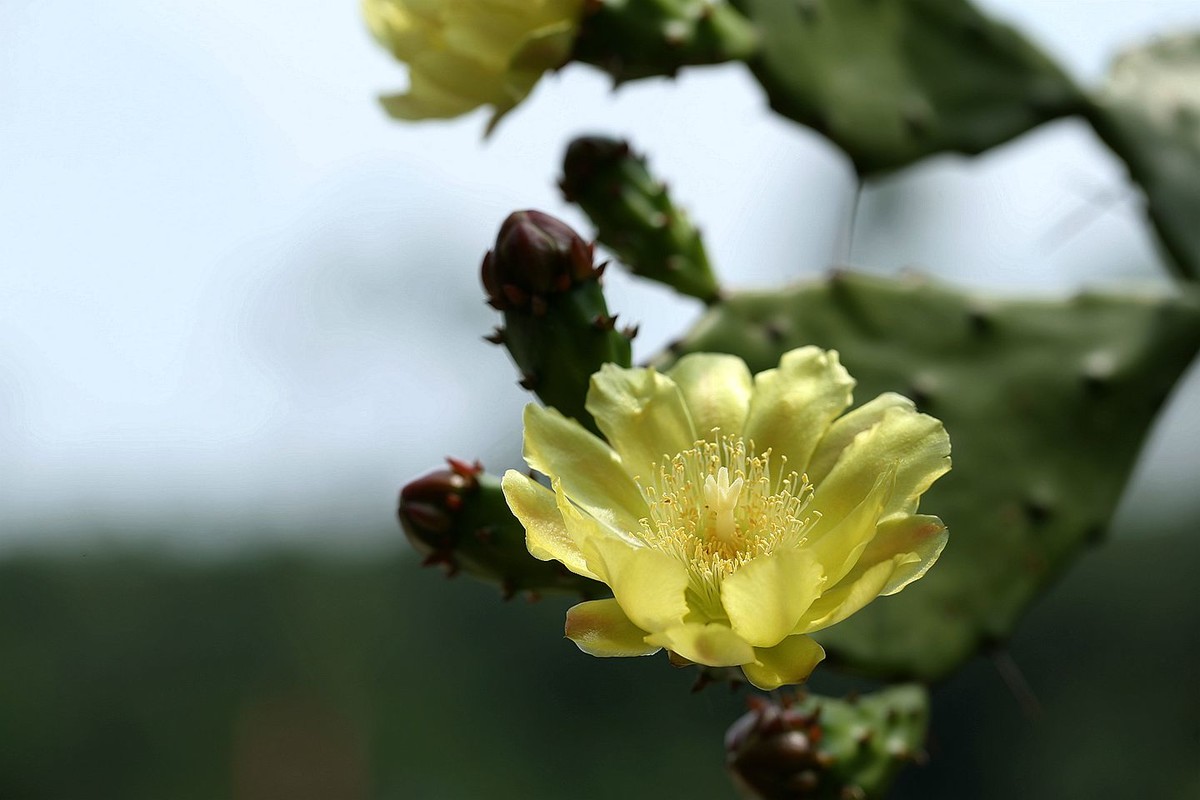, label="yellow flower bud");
[363,0,584,129]
[502,348,952,689]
